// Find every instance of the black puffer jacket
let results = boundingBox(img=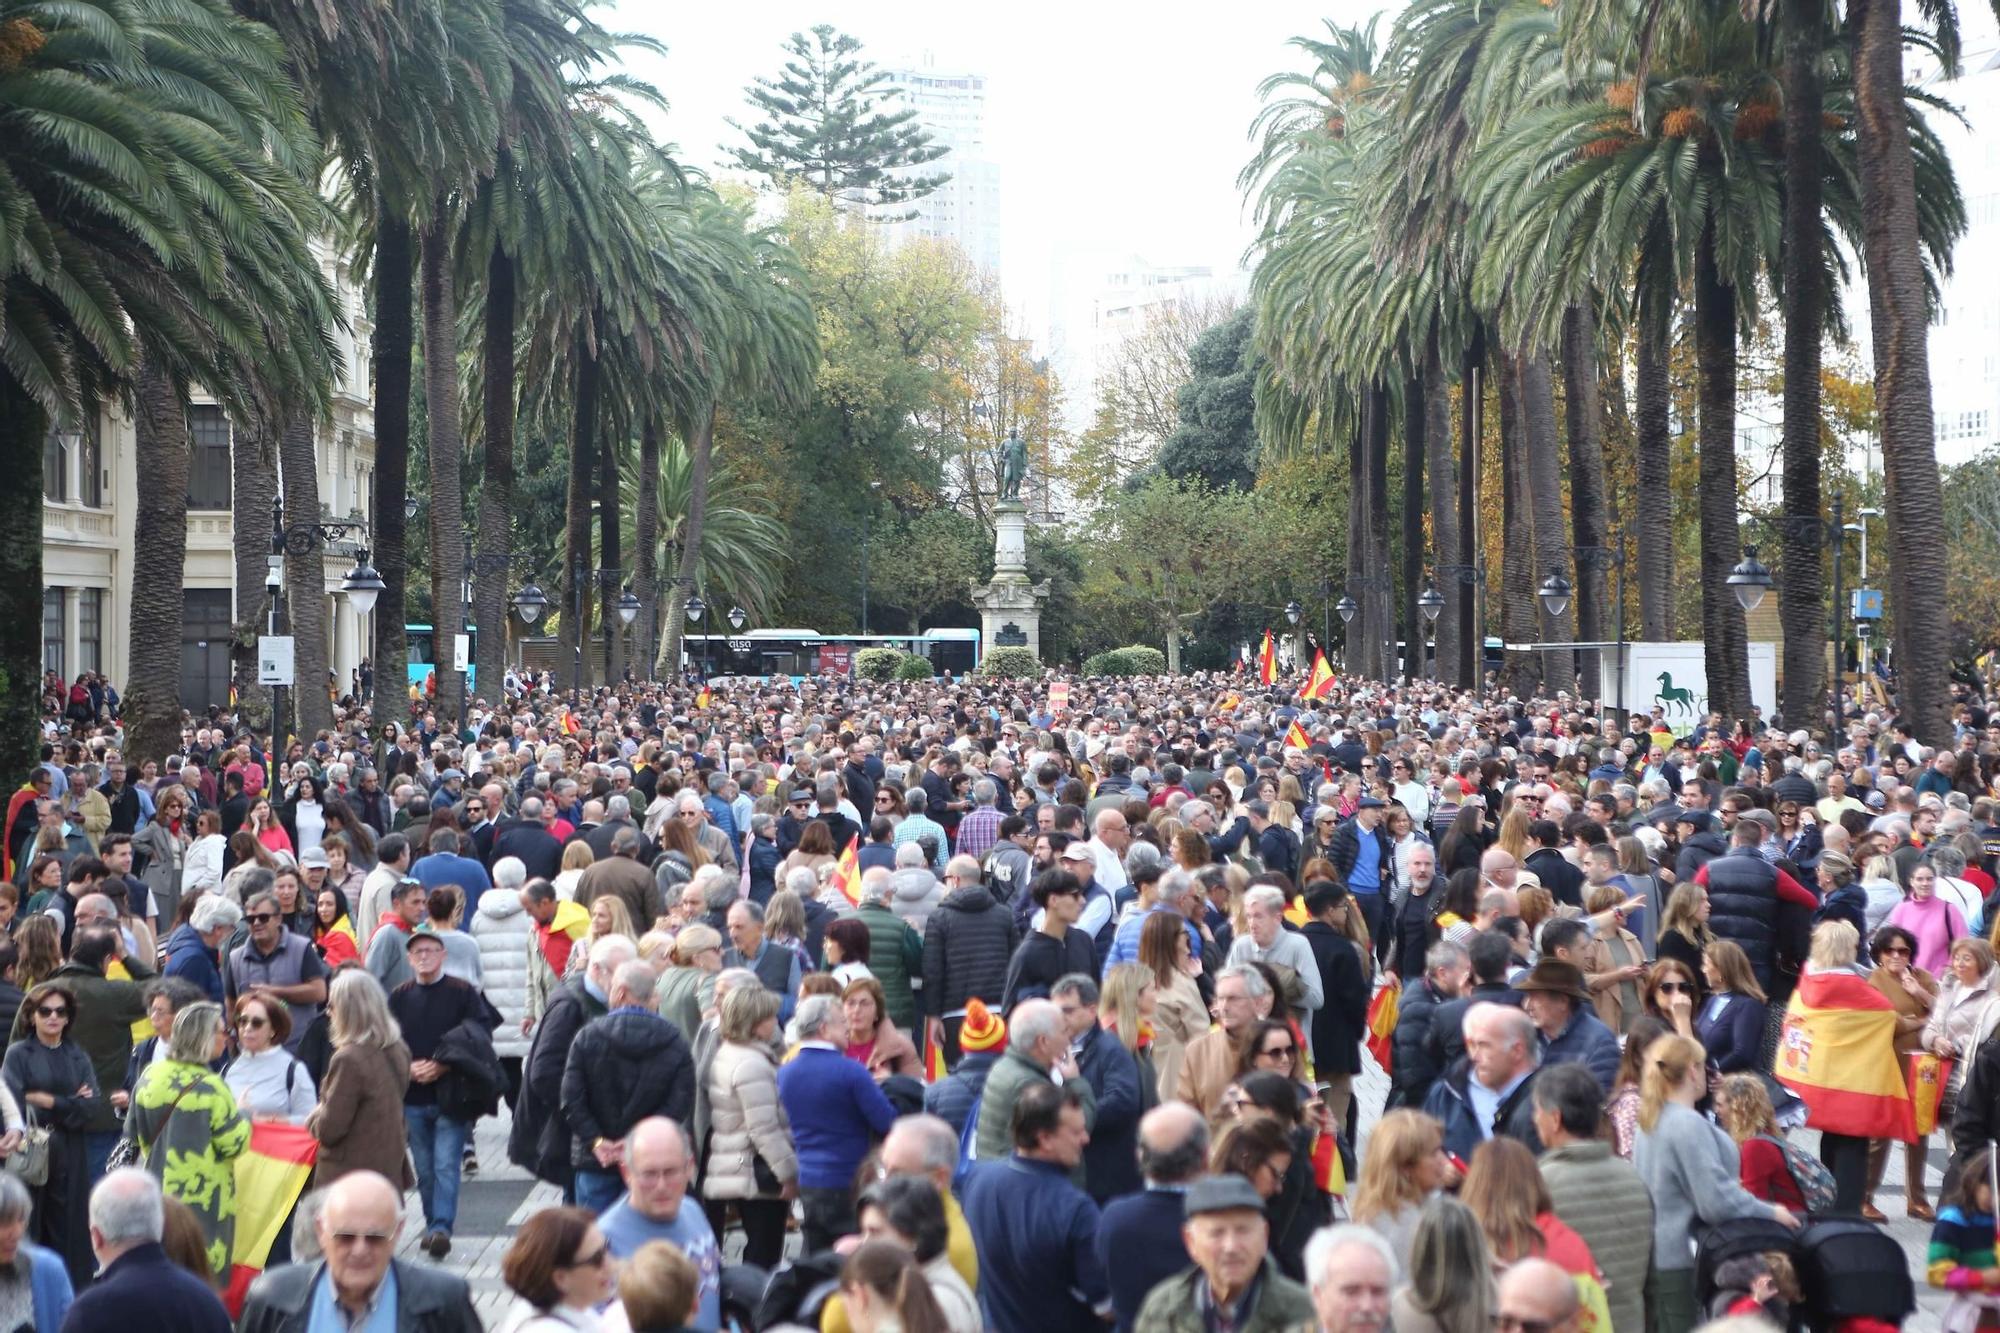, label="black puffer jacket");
[559,1009,693,1168]
[922,885,1019,1017]
[1704,846,1783,990]
[1388,977,1449,1108]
